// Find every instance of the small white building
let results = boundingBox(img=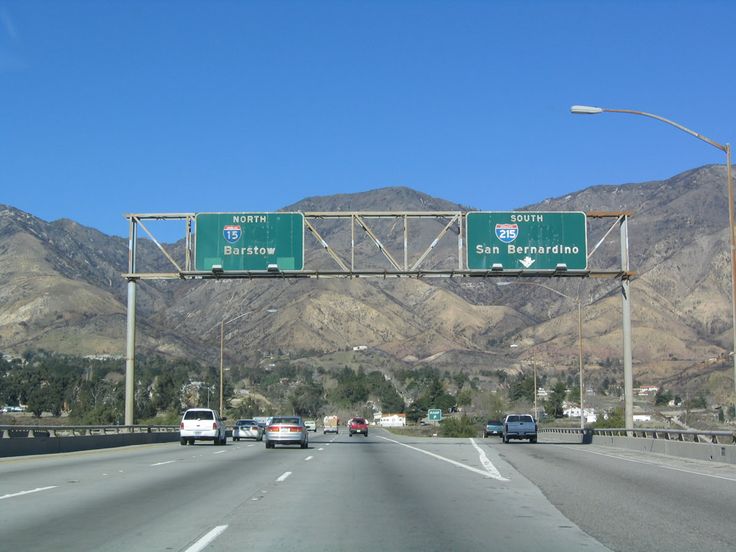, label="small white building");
[563,405,597,423]
[377,413,406,427]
